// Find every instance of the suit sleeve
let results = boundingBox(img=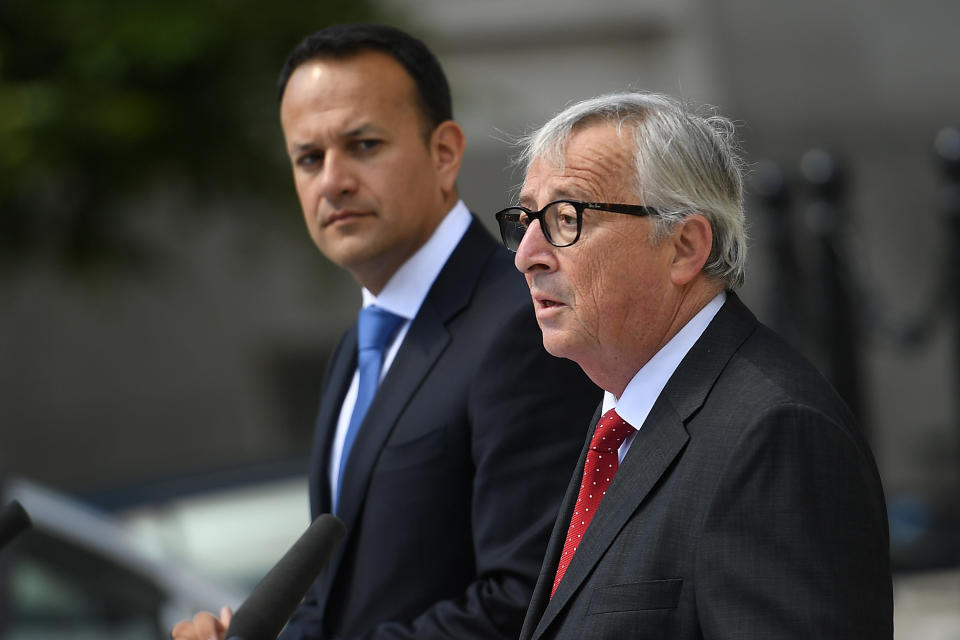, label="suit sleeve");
[281,588,326,640]
[339,303,599,640]
[695,403,893,639]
